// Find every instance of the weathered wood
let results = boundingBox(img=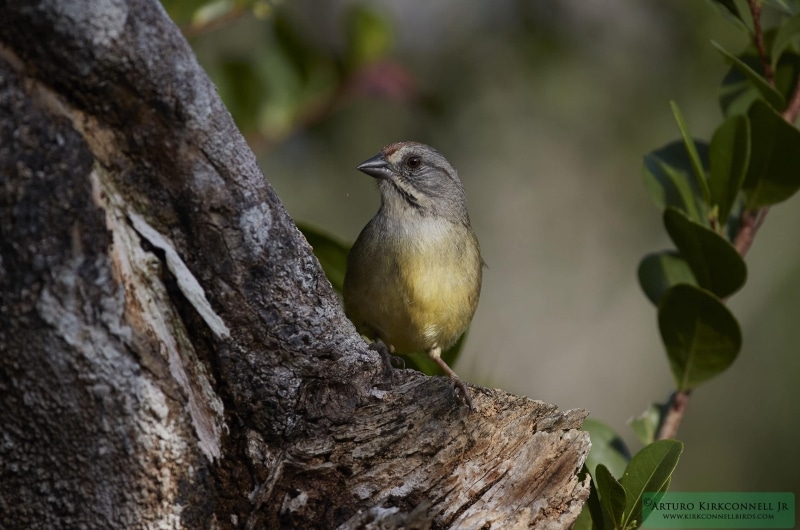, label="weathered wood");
[0,1,590,528]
